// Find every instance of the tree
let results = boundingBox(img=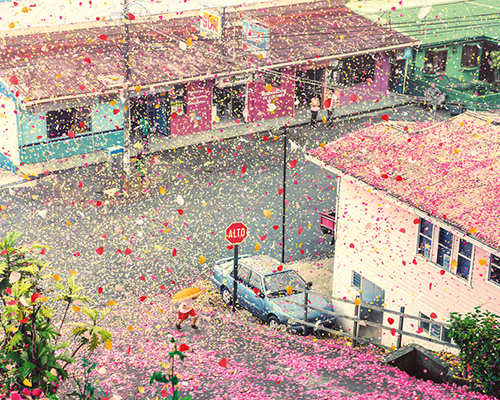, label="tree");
[447,307,500,398]
[0,231,111,398]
